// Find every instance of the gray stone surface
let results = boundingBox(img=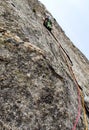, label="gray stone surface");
[0,0,89,129]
